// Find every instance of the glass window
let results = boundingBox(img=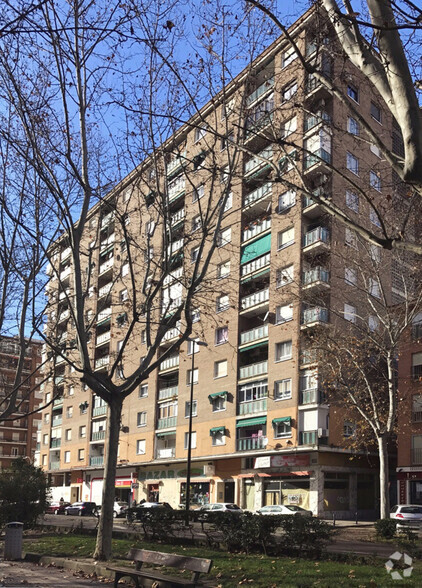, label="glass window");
[214,360,228,378]
[282,116,297,138]
[278,190,296,211]
[78,449,85,461]
[276,304,293,324]
[185,400,198,418]
[370,170,381,192]
[217,261,230,278]
[139,384,148,398]
[347,85,359,102]
[343,421,356,438]
[277,227,294,249]
[212,430,225,446]
[184,431,197,449]
[65,429,72,441]
[345,228,358,249]
[194,127,206,142]
[347,117,359,135]
[64,451,70,463]
[216,326,228,345]
[344,303,357,323]
[238,379,268,403]
[211,395,226,412]
[217,227,231,247]
[193,184,204,202]
[277,264,294,287]
[190,247,199,263]
[137,411,147,427]
[79,425,86,438]
[370,102,381,123]
[346,152,359,175]
[191,215,202,232]
[345,267,357,285]
[369,277,381,298]
[275,340,292,362]
[136,440,146,455]
[282,46,297,68]
[346,190,359,212]
[187,368,199,385]
[282,81,297,101]
[216,294,229,312]
[275,379,292,400]
[274,420,292,439]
